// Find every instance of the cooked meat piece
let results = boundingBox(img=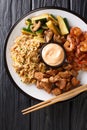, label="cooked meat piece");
[65,82,71,91]
[52,88,61,96]
[63,64,72,70]
[34,72,44,81]
[55,79,67,89]
[35,64,80,95]
[66,78,71,82]
[46,69,58,76]
[58,71,72,78]
[36,81,43,89]
[39,81,52,93]
[61,36,66,43]
[41,78,49,83]
[49,74,60,83]
[71,77,80,87]
[44,29,53,43]
[71,69,78,77]
[54,74,61,80]
[49,76,55,82]
[44,73,51,78]
[53,34,66,43]
[53,34,62,43]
